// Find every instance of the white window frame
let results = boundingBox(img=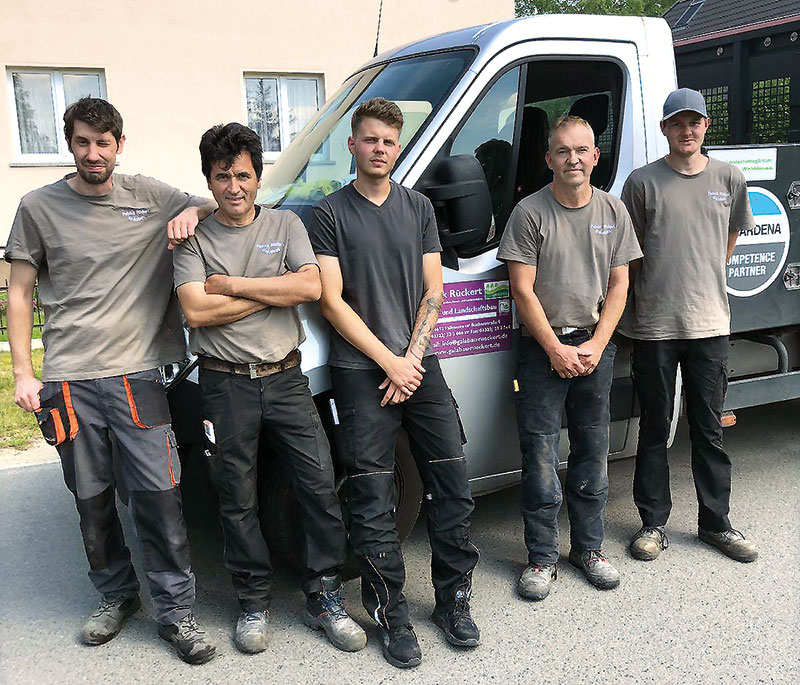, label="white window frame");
[243,72,324,161]
[7,67,107,166]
